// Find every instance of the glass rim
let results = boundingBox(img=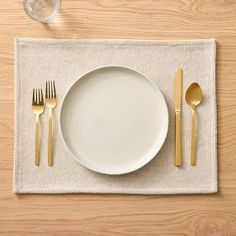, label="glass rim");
[23,0,61,23]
